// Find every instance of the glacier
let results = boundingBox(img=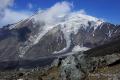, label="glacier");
[17,11,104,57]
